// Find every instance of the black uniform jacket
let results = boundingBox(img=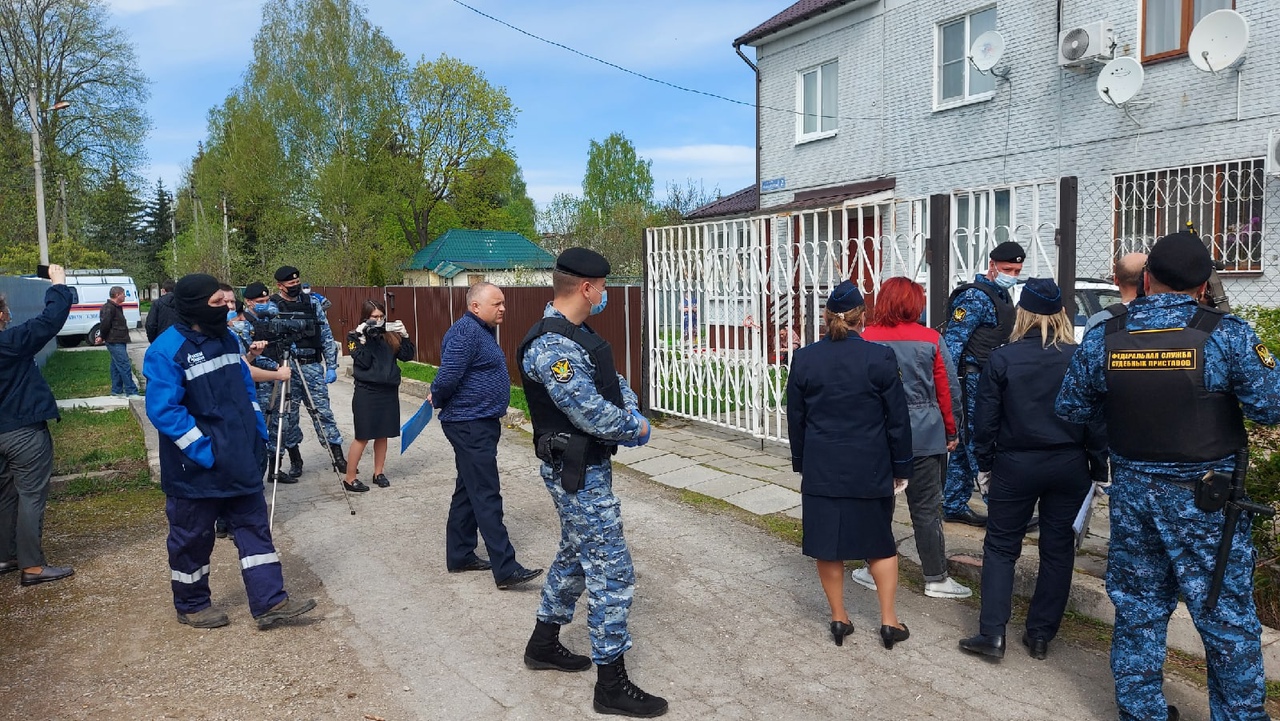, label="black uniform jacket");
[972,330,1107,481]
[349,328,415,390]
[786,332,914,498]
